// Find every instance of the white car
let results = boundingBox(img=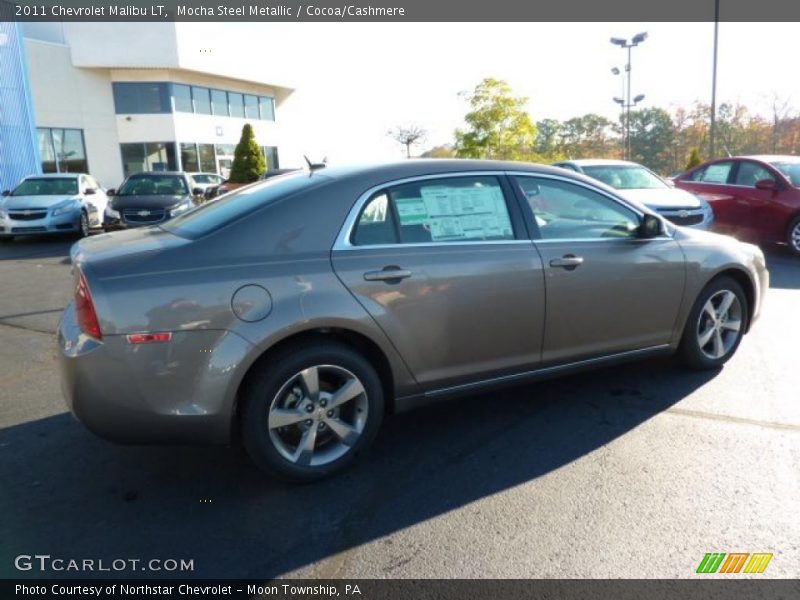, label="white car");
[187,172,225,197]
[0,173,108,241]
[553,159,715,229]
